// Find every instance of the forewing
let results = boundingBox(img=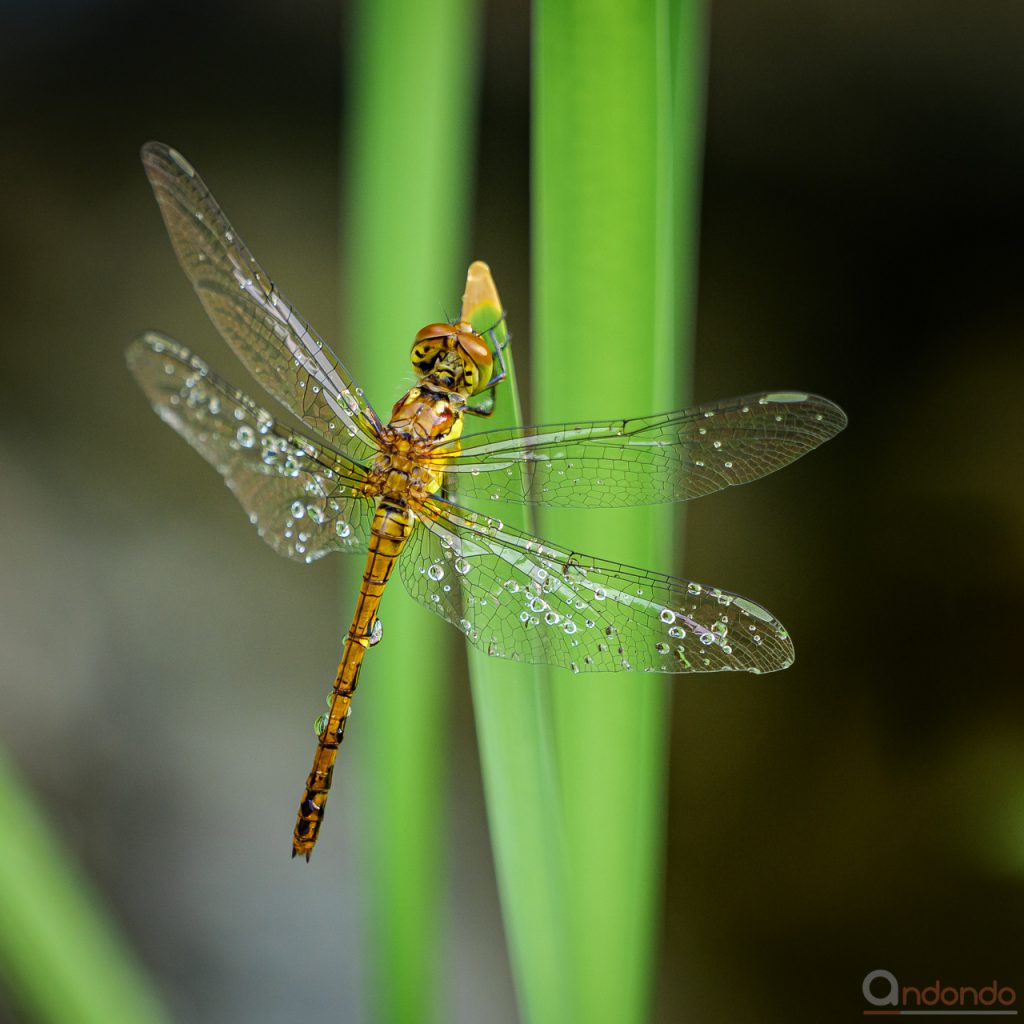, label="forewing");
[431,391,846,508]
[399,497,793,674]
[127,333,373,562]
[141,141,381,459]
